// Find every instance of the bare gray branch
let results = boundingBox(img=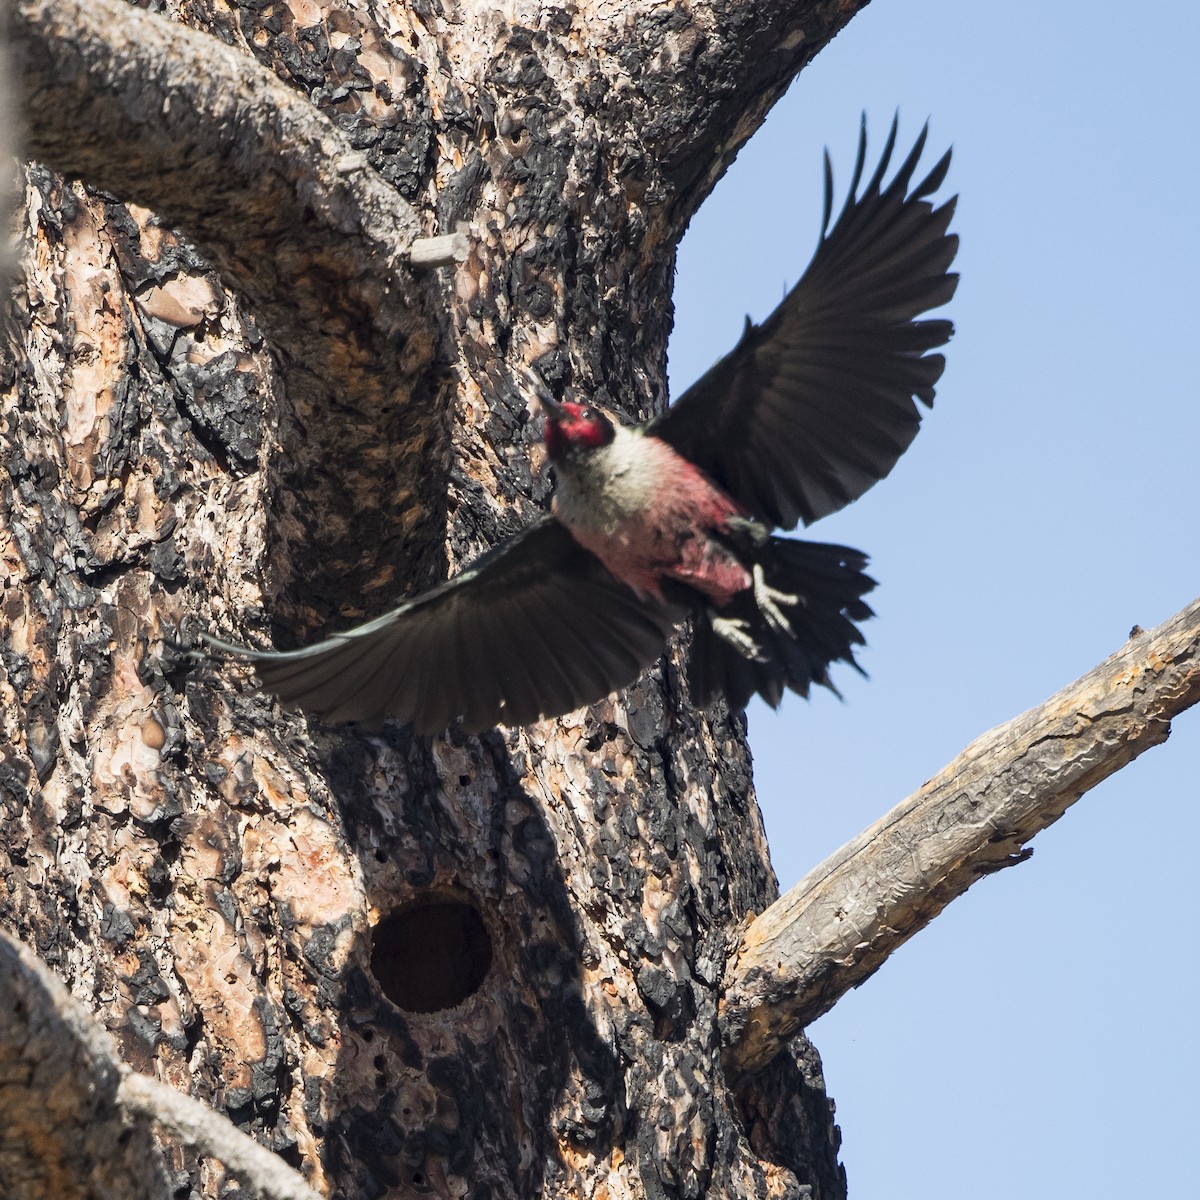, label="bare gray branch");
[118,1074,322,1200]
[721,596,1200,1078]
